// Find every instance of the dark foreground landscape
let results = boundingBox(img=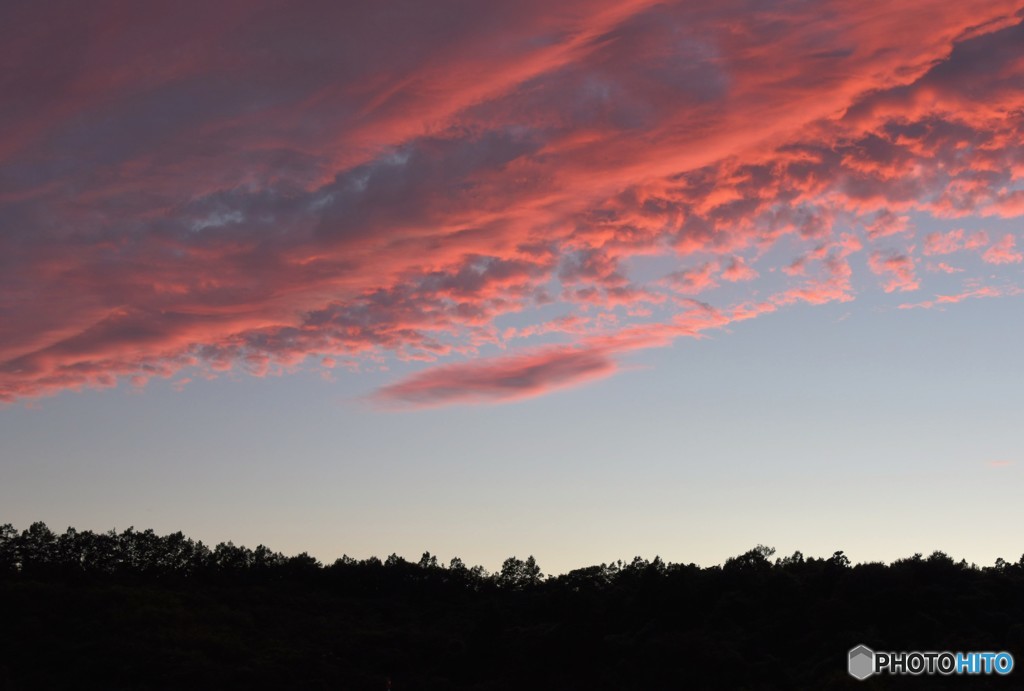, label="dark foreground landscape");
[2,523,1022,690]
